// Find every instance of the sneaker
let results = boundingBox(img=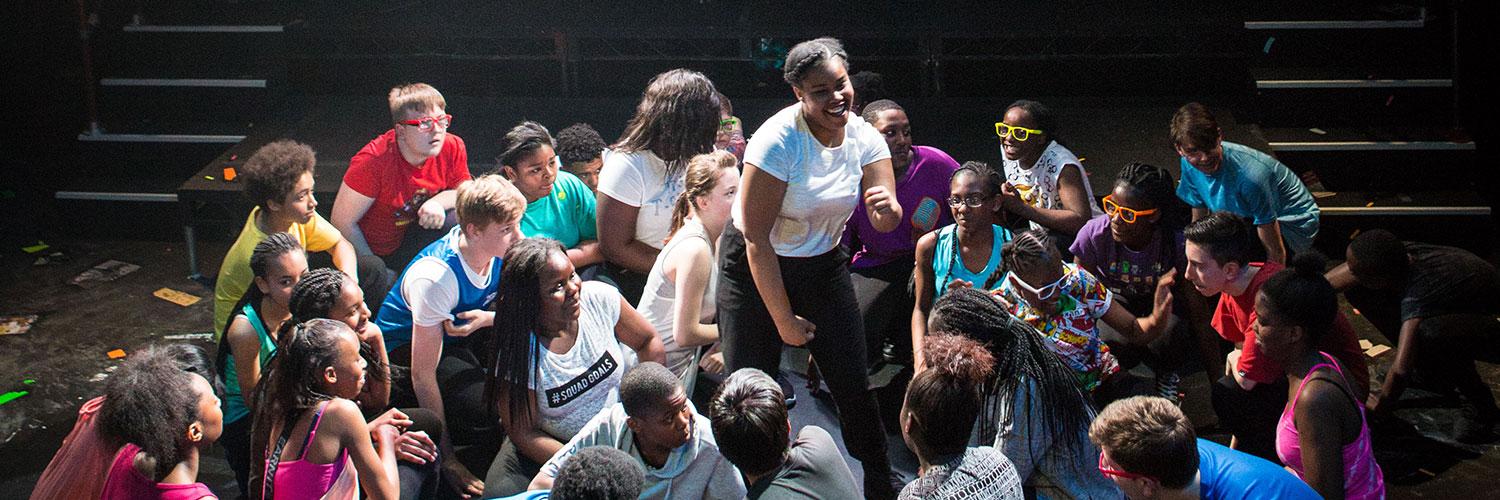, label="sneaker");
[776,372,797,410]
[1156,372,1182,405]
